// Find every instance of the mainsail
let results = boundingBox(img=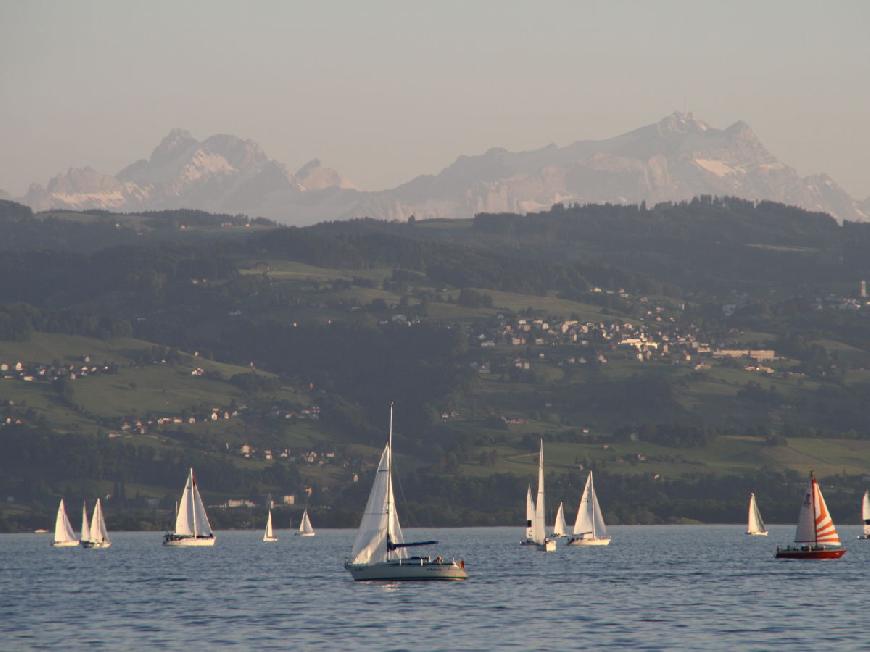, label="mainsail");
[863,490,870,537]
[299,509,315,535]
[53,499,77,544]
[532,440,547,545]
[265,509,274,539]
[793,474,841,546]
[553,502,567,537]
[80,500,91,543]
[525,485,535,540]
[175,468,213,537]
[90,498,110,545]
[573,471,608,539]
[747,493,767,535]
